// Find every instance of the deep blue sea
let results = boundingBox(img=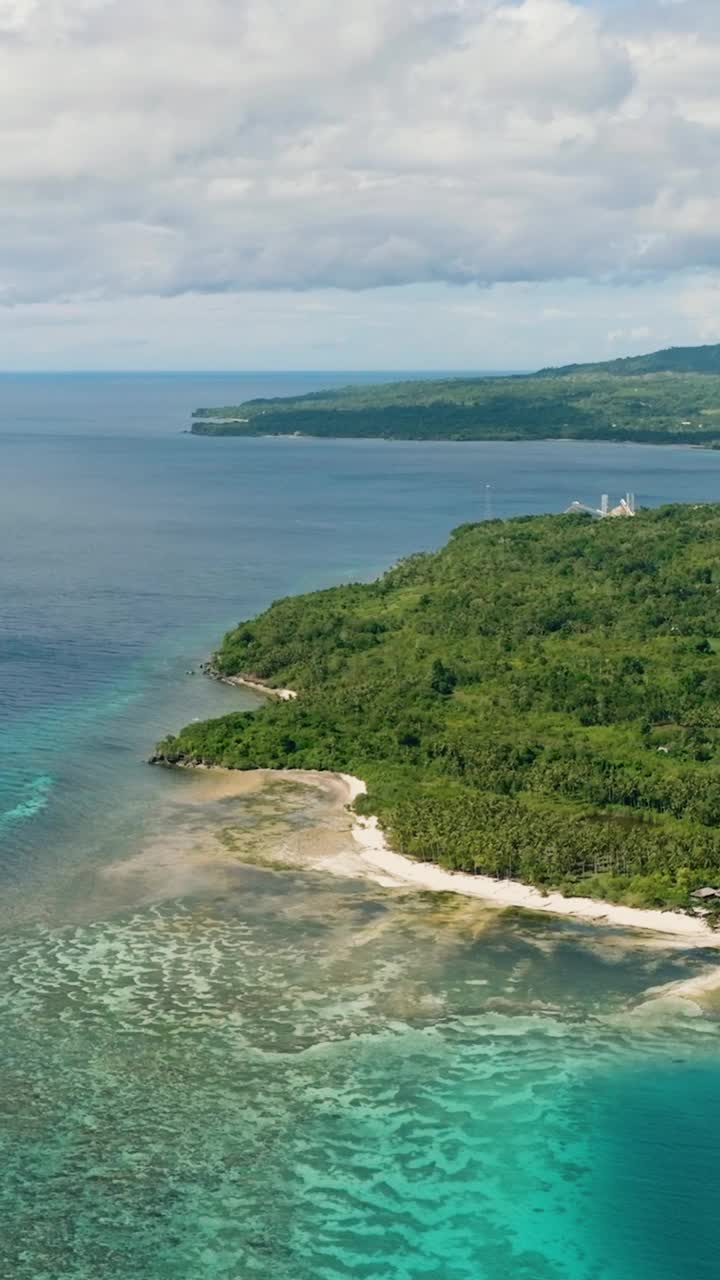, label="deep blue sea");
[1,373,719,1279]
